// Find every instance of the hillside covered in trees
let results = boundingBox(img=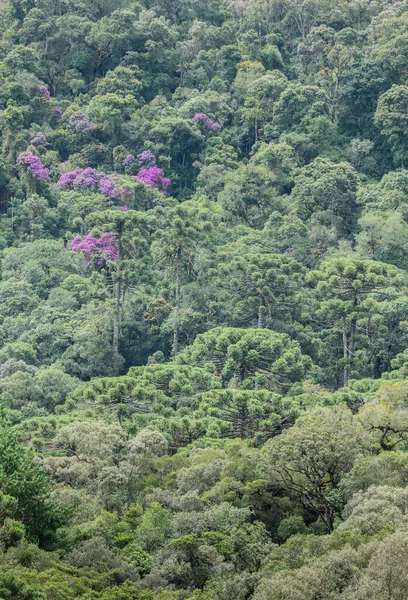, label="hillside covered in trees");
[2,0,408,597]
